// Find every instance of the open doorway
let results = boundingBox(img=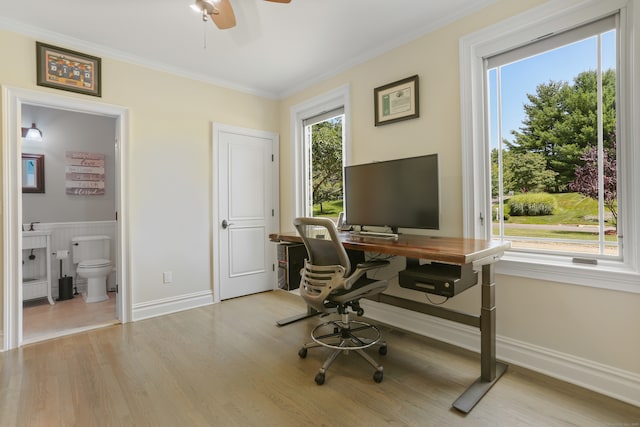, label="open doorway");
[2,86,129,350]
[21,104,118,344]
